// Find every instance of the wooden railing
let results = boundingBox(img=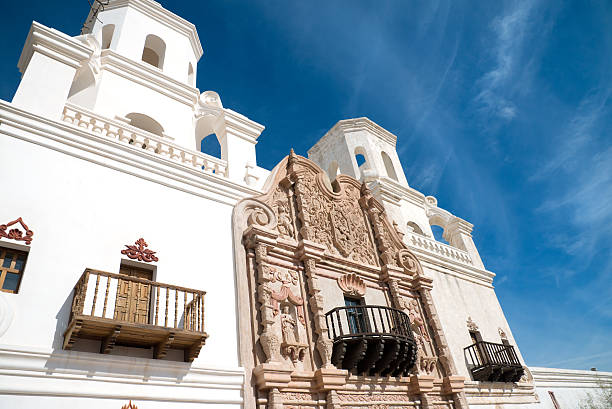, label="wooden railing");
[71,268,206,333]
[464,340,521,369]
[325,305,414,342]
